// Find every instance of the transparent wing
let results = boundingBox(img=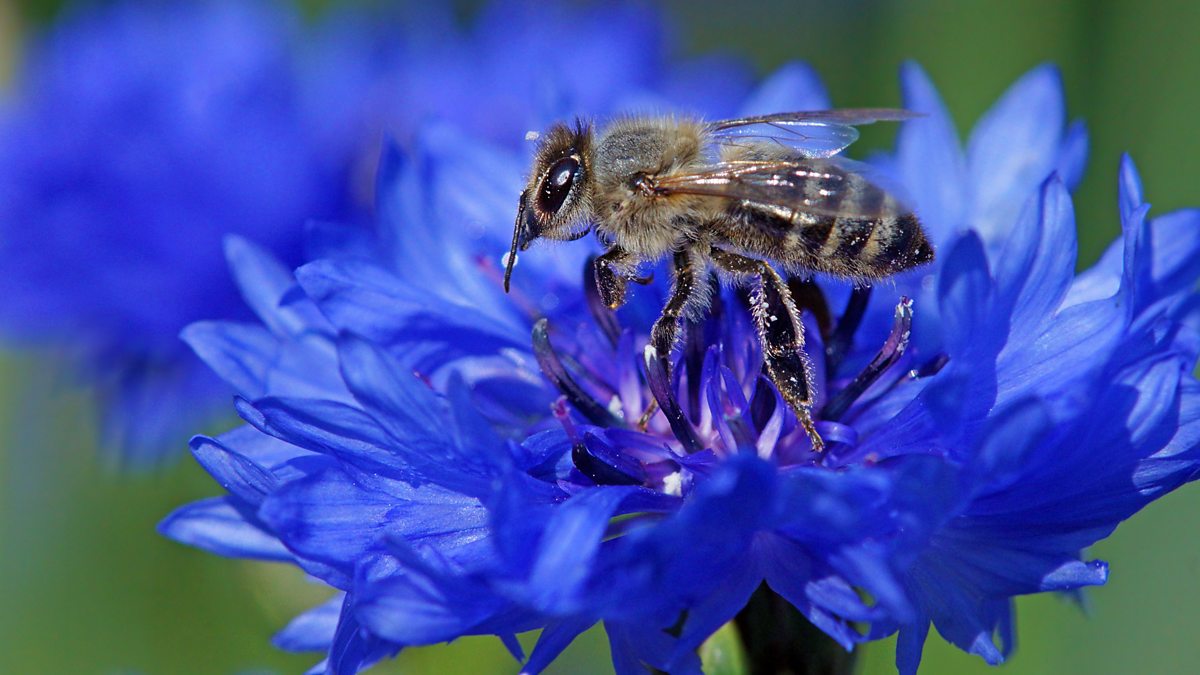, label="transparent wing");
[708,109,919,159]
[712,109,920,128]
[711,121,860,159]
[651,156,911,220]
